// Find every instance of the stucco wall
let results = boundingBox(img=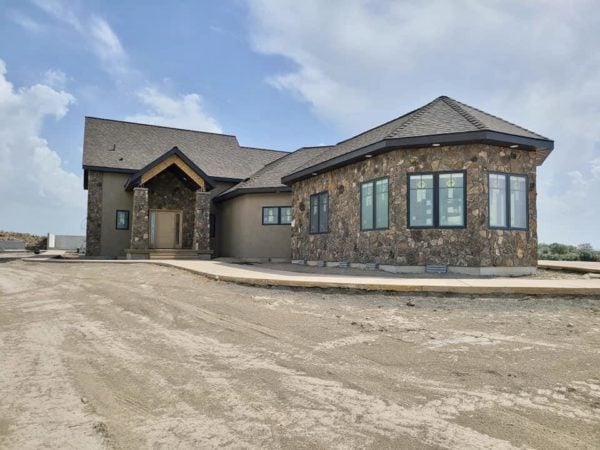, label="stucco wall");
[218,192,292,259]
[100,172,133,257]
[291,144,538,268]
[209,182,236,256]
